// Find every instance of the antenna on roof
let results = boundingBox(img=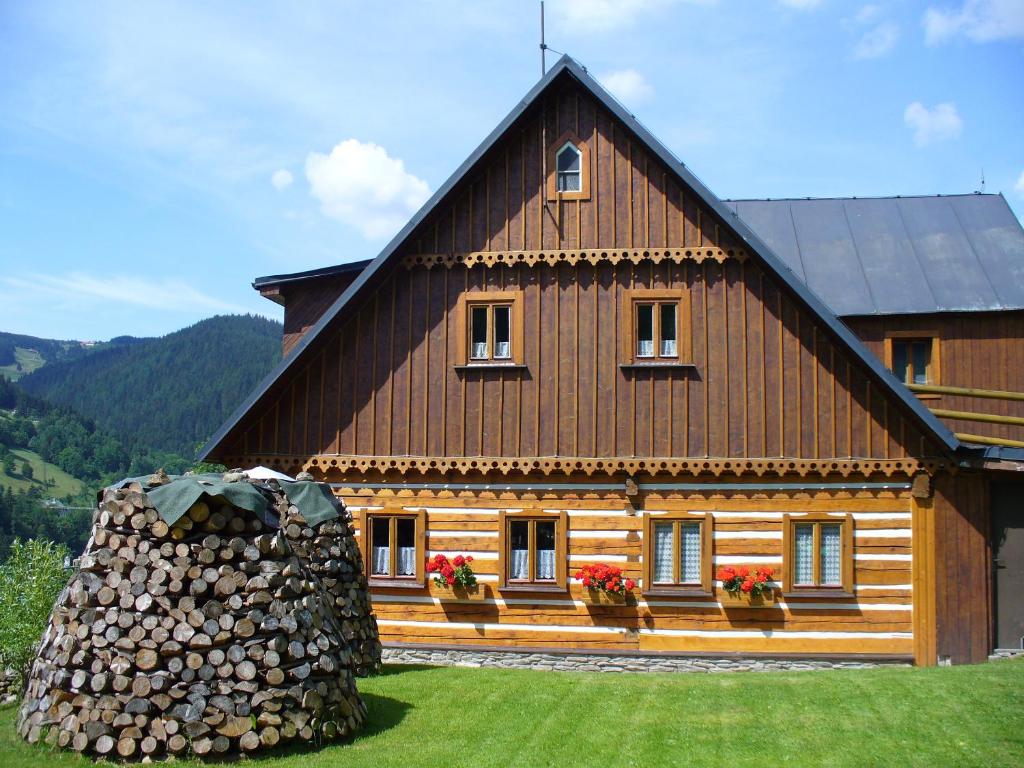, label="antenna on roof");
[975,168,986,194]
[540,1,547,76]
